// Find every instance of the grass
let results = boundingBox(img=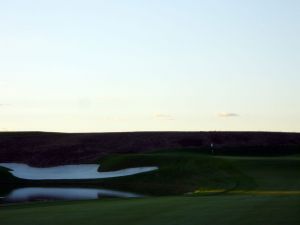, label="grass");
[1,152,300,225]
[93,152,300,195]
[93,153,251,195]
[218,155,300,192]
[1,195,300,225]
